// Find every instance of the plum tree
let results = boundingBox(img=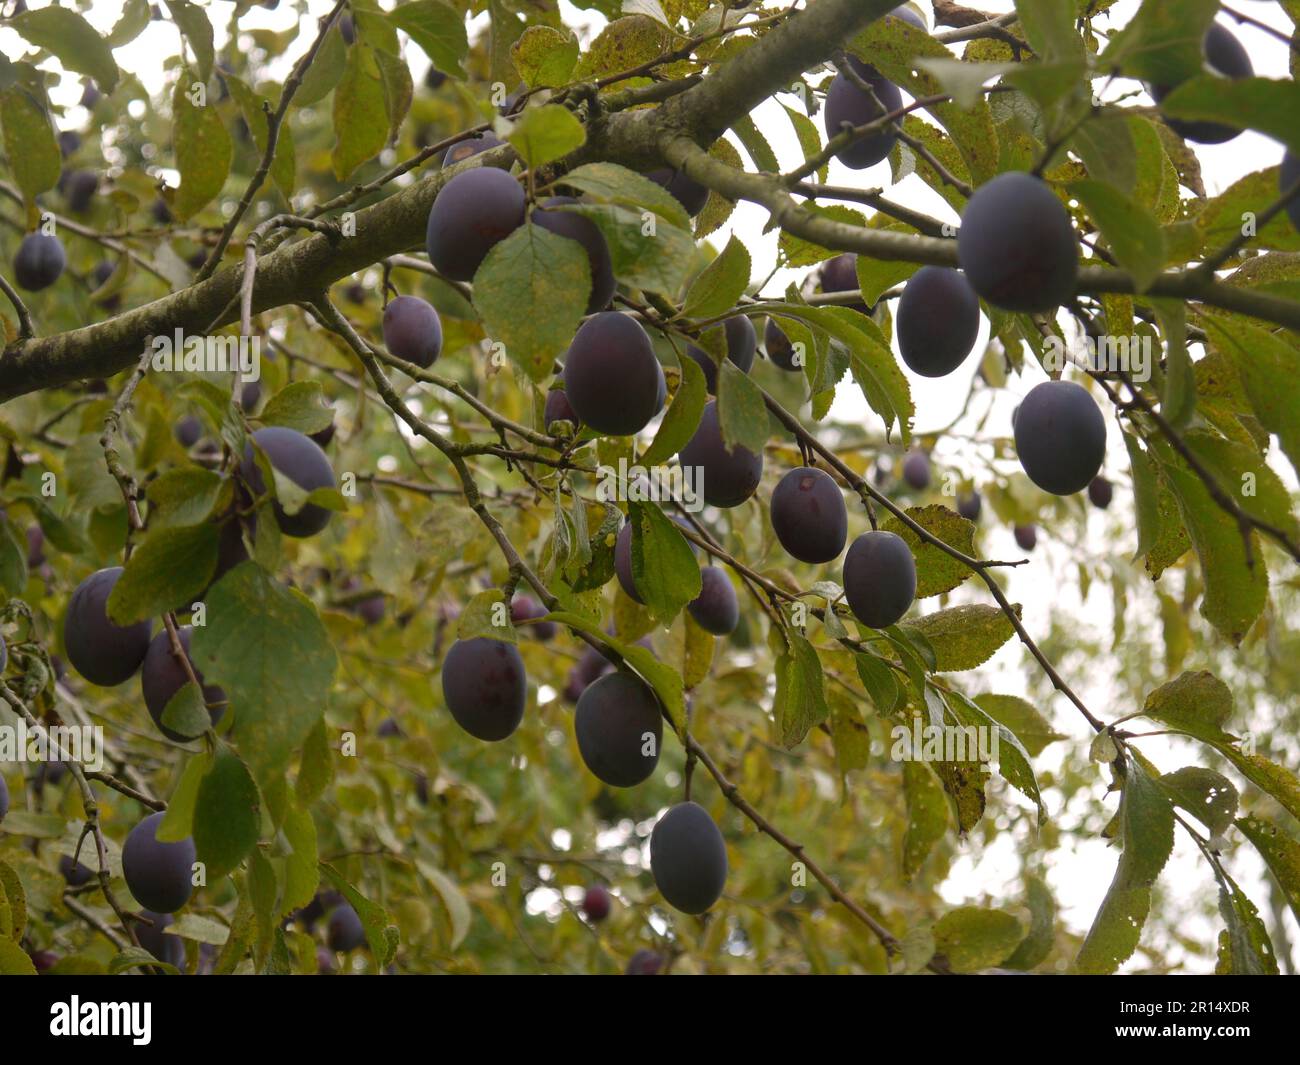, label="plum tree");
[574,671,663,787]
[582,884,612,923]
[1282,152,1300,232]
[327,903,365,951]
[1015,524,1038,551]
[562,312,662,436]
[901,449,930,490]
[957,172,1078,312]
[650,801,727,914]
[441,637,527,741]
[14,232,67,291]
[121,811,196,914]
[241,426,337,537]
[136,910,184,967]
[843,530,916,629]
[764,318,801,372]
[646,167,709,217]
[770,466,848,563]
[897,267,981,377]
[625,949,663,975]
[1014,380,1106,495]
[544,386,579,431]
[688,567,740,636]
[818,253,871,314]
[823,57,902,170]
[424,167,526,281]
[1151,22,1252,144]
[1088,476,1113,510]
[439,134,499,170]
[510,595,556,640]
[382,295,443,368]
[685,315,757,393]
[140,627,227,742]
[957,490,982,522]
[677,400,764,508]
[614,521,643,604]
[63,567,153,686]
[532,197,616,314]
